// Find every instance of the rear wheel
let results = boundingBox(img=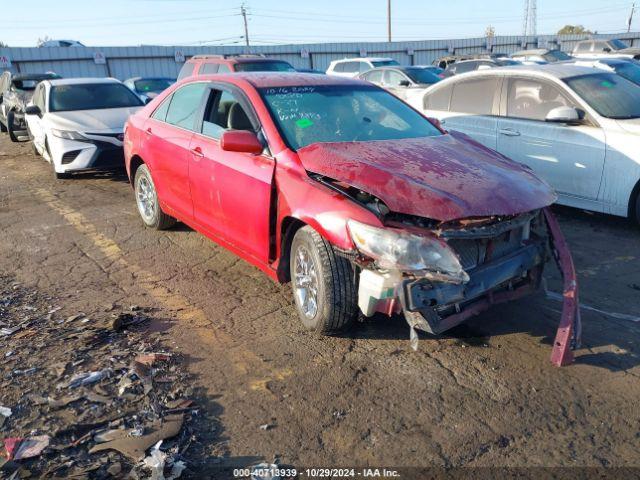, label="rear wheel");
[289,226,358,334]
[134,164,176,230]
